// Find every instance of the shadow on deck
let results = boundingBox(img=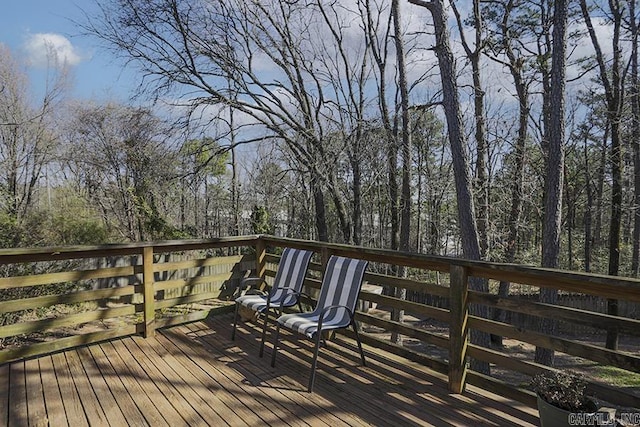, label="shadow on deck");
[0,313,539,426]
